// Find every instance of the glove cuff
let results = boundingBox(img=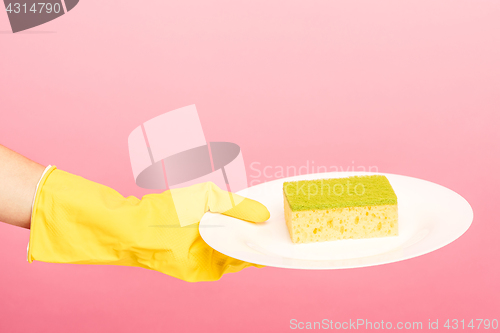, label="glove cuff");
[27,165,58,262]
